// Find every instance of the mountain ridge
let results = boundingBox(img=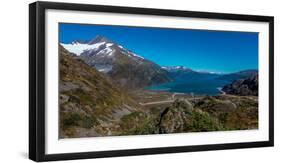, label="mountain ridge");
[61,35,172,89]
[216,69,258,82]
